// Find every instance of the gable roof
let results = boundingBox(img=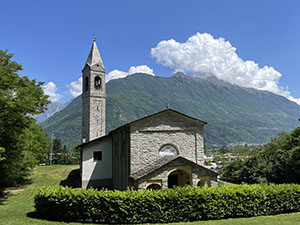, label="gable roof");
[77,108,207,149]
[128,108,207,127]
[130,155,218,181]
